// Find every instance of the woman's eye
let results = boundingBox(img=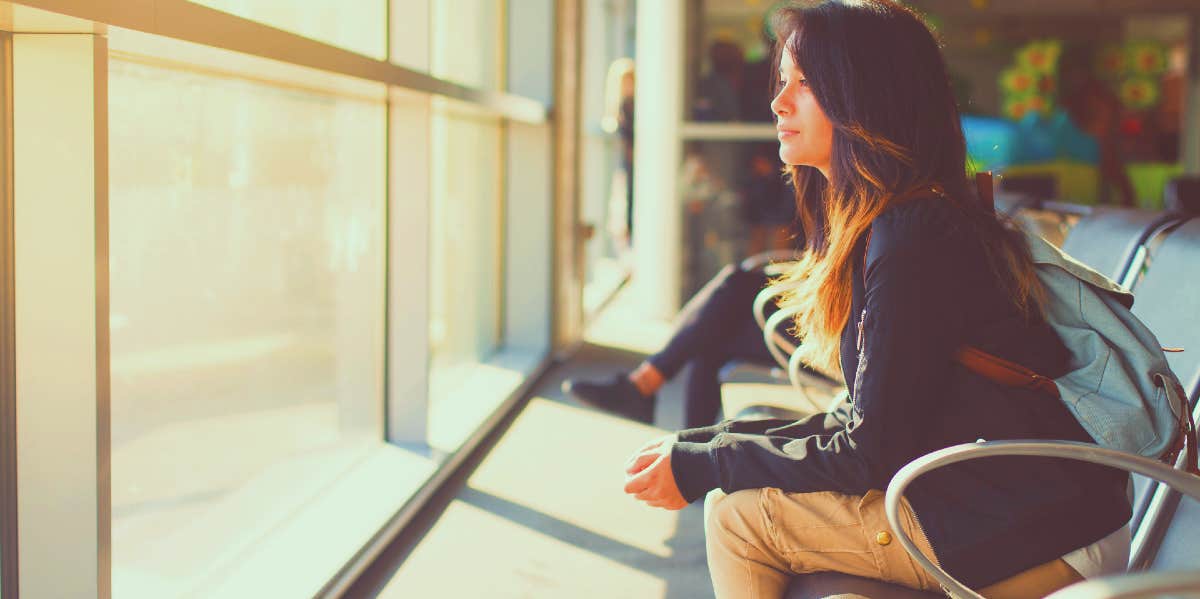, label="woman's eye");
[797,78,808,87]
